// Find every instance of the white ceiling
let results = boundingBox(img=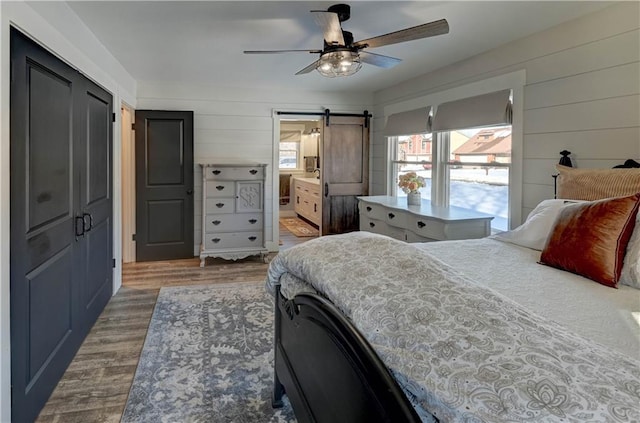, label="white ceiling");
[66,1,613,93]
